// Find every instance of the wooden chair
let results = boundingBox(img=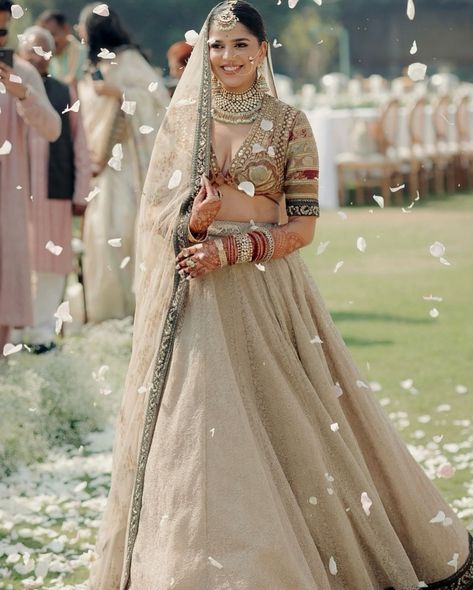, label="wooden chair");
[336,98,404,206]
[431,95,458,194]
[455,93,473,190]
[401,96,434,197]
